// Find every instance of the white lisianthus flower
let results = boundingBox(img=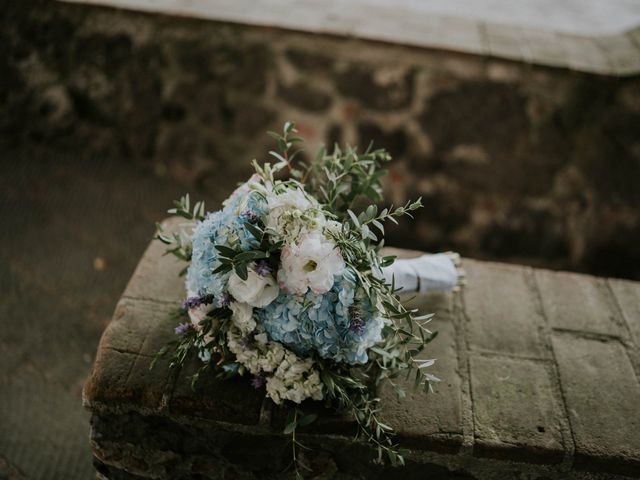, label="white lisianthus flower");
[229,302,256,334]
[227,267,279,308]
[278,232,345,295]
